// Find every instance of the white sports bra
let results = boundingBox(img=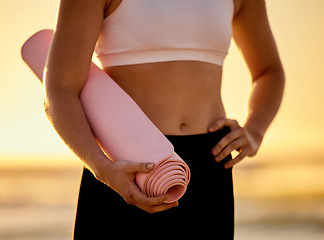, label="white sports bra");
[95,0,234,68]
